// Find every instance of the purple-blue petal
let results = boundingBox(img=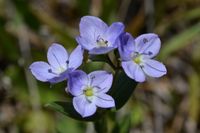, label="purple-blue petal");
[142,59,167,78]
[88,71,113,93]
[122,61,146,82]
[118,32,135,61]
[68,45,84,70]
[73,95,97,118]
[89,47,115,55]
[76,36,96,50]
[134,64,146,82]
[47,43,69,69]
[48,70,69,83]
[29,61,56,82]
[79,16,108,42]
[67,70,88,96]
[135,33,161,58]
[94,93,115,108]
[105,22,124,46]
